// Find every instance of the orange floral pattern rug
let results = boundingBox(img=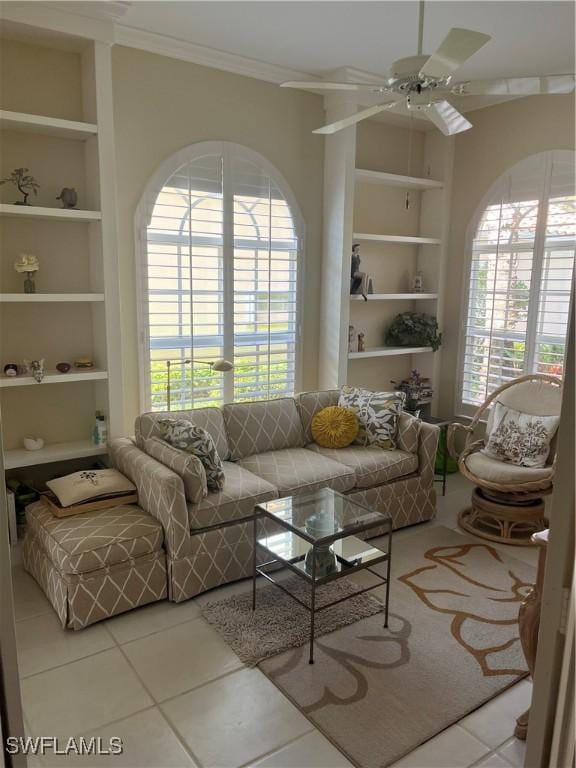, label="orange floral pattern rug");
[260,525,535,768]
